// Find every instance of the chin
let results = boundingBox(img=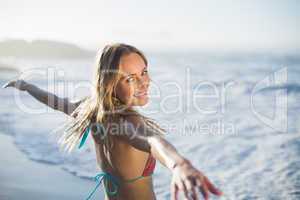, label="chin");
[139,100,148,106]
[134,97,149,106]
